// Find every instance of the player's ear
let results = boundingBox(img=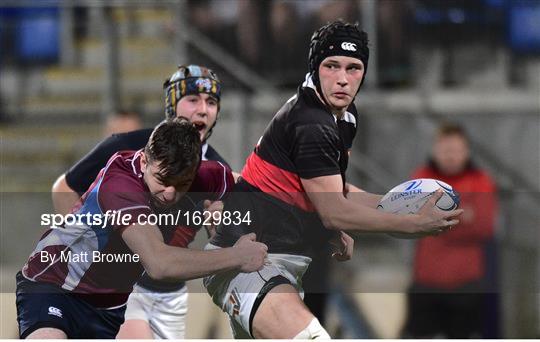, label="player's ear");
[140,152,147,173]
